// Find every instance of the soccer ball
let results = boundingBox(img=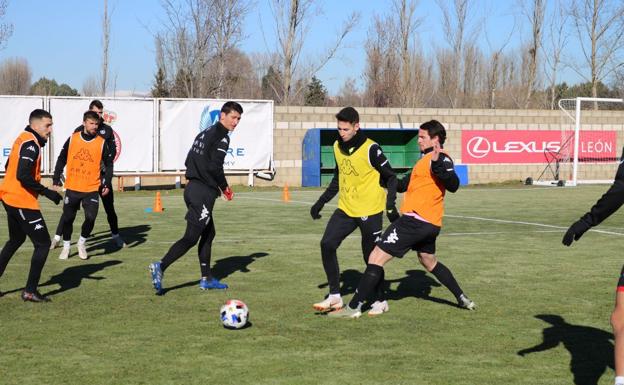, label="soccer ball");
[220,299,249,329]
